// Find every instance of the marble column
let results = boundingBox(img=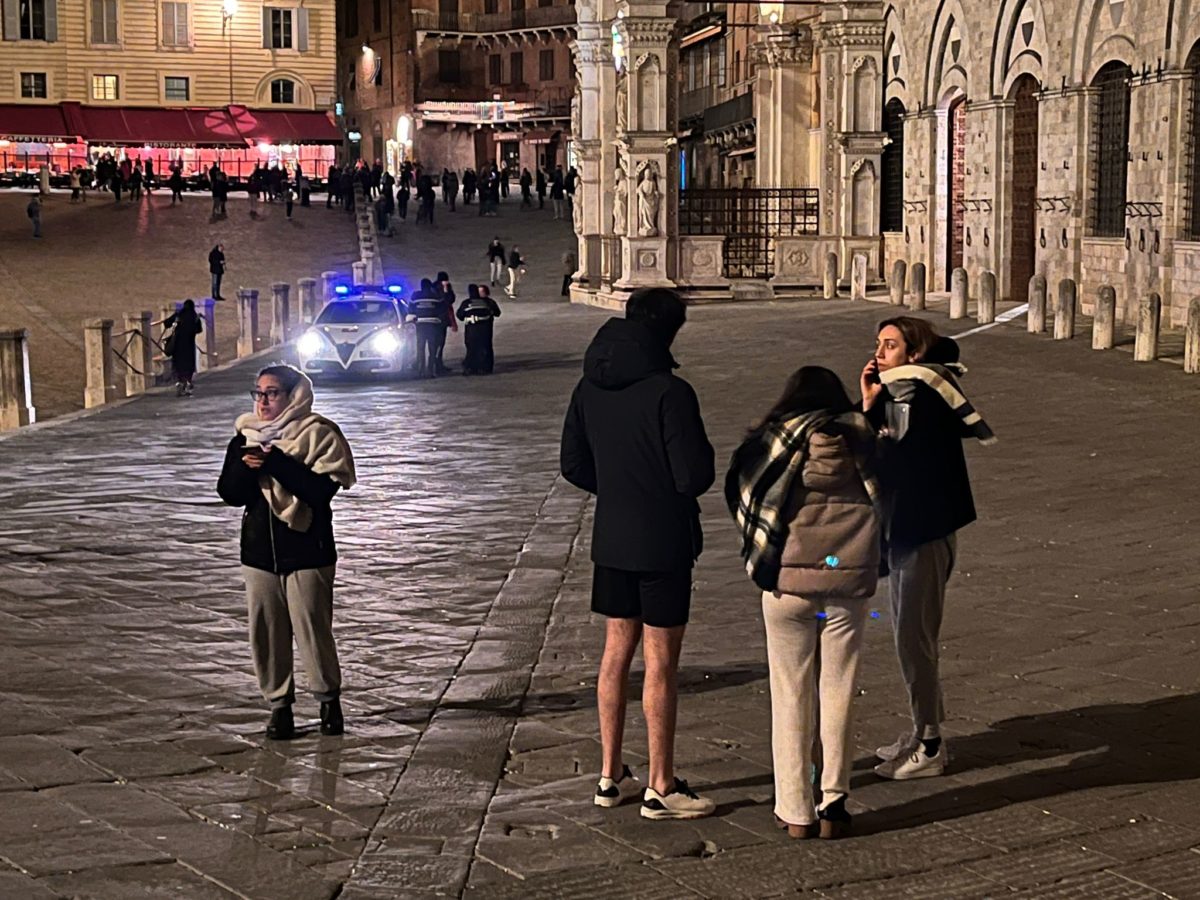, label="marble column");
[570,25,616,300]
[753,25,815,189]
